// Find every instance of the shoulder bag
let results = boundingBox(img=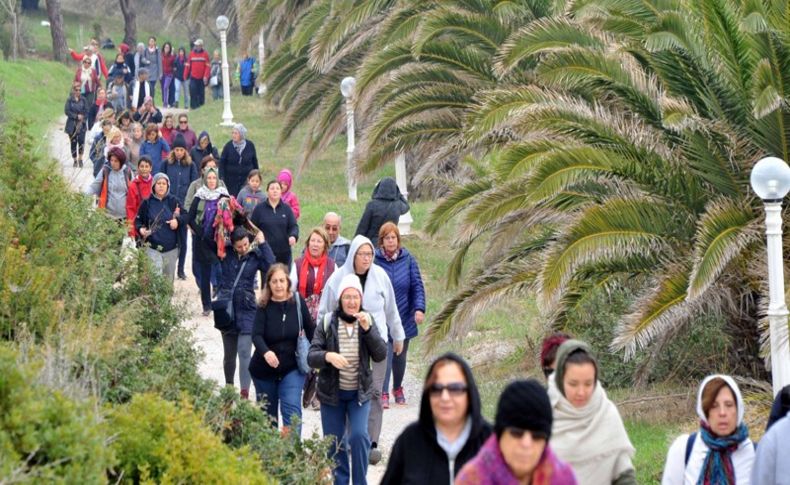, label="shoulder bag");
[294,292,311,374]
[212,259,248,332]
